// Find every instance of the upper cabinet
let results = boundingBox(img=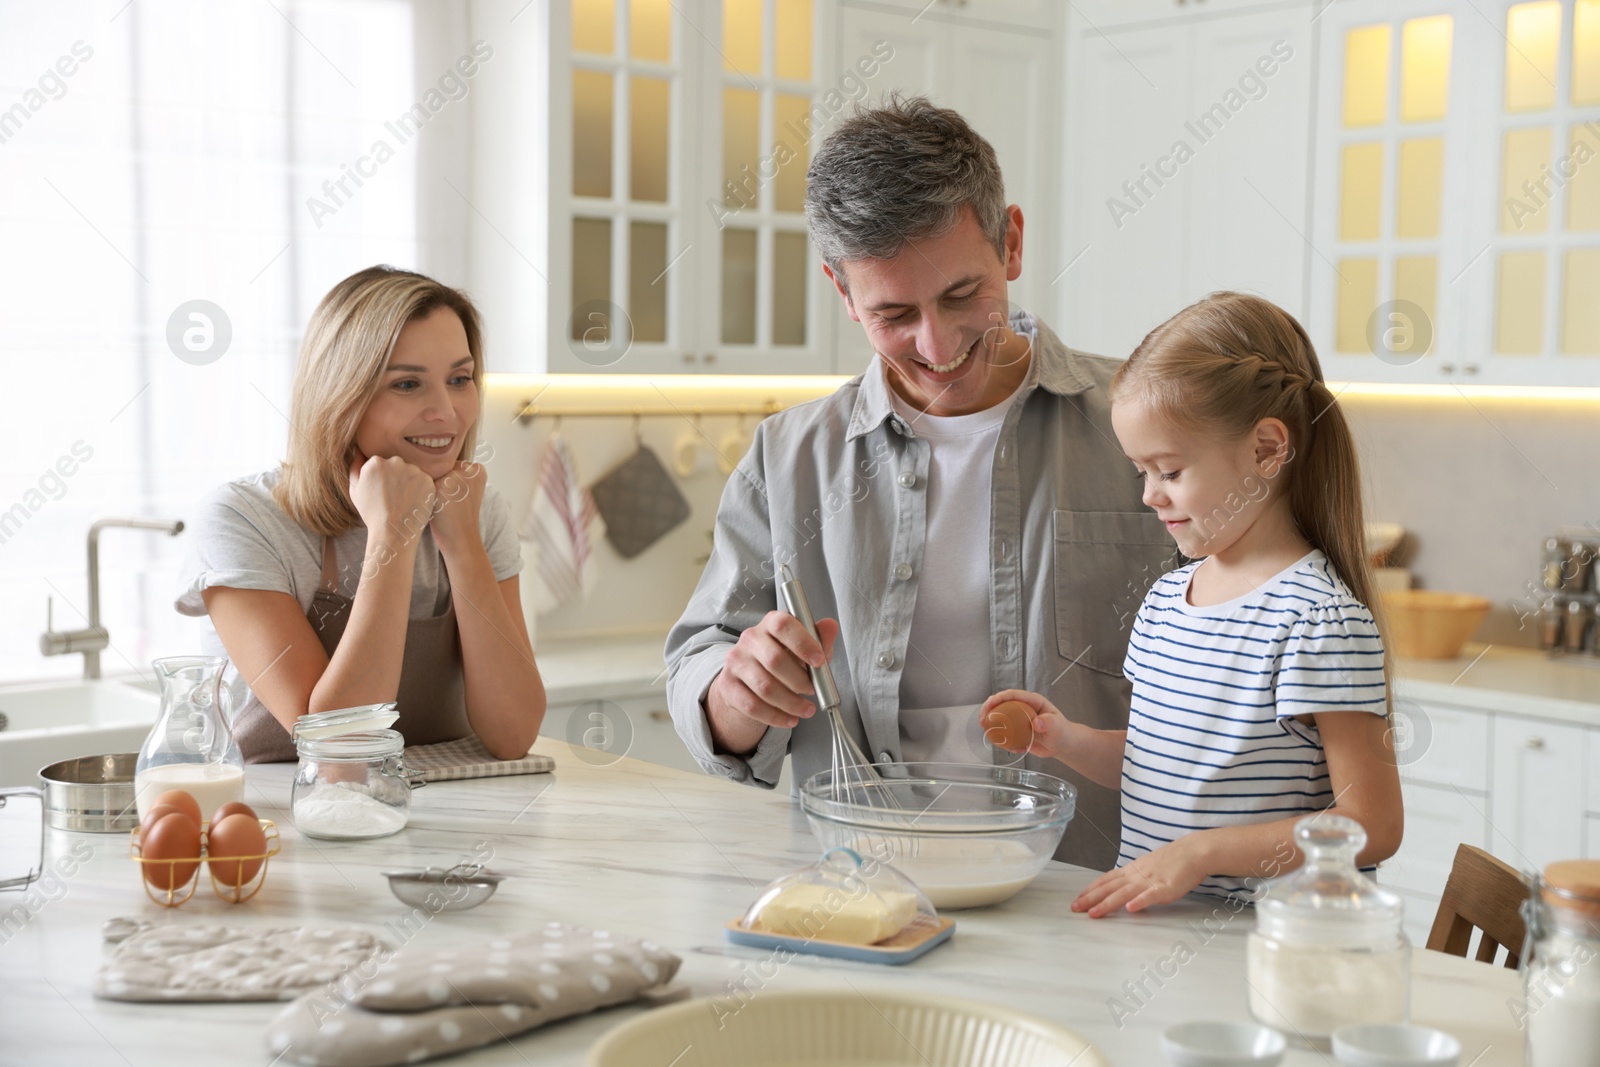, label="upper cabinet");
[1310,0,1600,385]
[1060,2,1314,361]
[546,0,835,374]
